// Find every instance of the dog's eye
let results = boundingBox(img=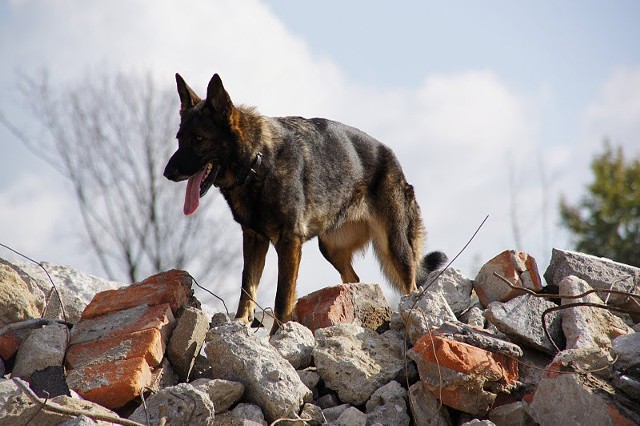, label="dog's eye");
[195,136,204,142]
